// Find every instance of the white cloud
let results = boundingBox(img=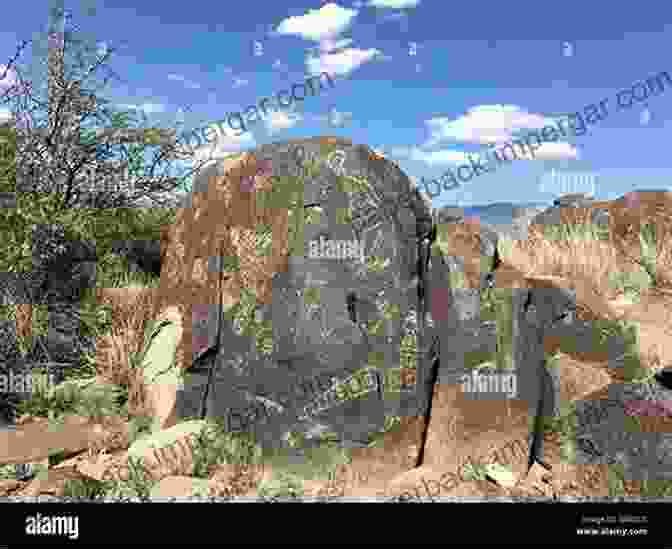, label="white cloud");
[423,105,557,147]
[319,37,354,53]
[188,123,257,166]
[0,108,12,123]
[276,3,358,41]
[367,0,420,7]
[264,110,302,135]
[530,142,580,160]
[390,146,471,166]
[306,47,381,77]
[167,74,201,89]
[232,77,249,88]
